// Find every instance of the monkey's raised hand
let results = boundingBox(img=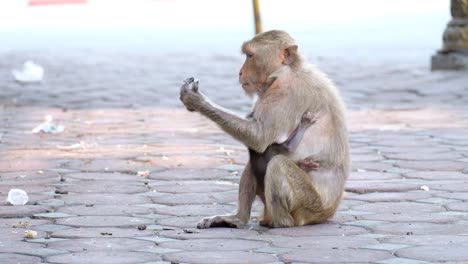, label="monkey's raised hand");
[180,77,205,112]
